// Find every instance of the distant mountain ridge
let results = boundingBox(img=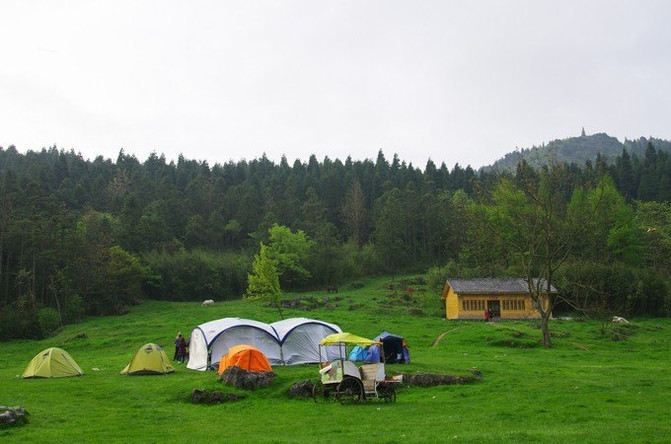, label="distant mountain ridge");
[483,132,671,172]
